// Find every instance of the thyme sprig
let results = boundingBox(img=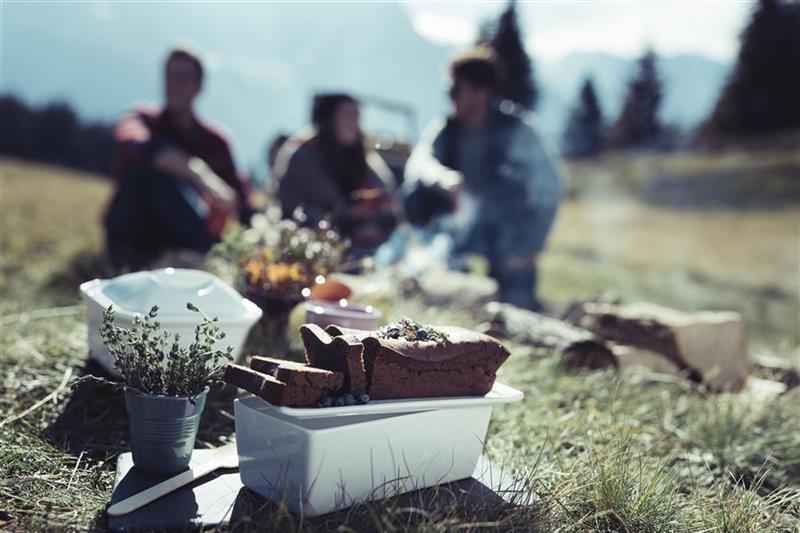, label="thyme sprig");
[377,317,449,344]
[100,303,233,397]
